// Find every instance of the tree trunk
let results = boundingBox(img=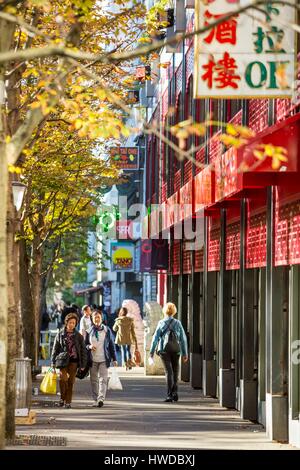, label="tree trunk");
[6,178,17,439]
[19,238,35,360]
[30,244,43,367]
